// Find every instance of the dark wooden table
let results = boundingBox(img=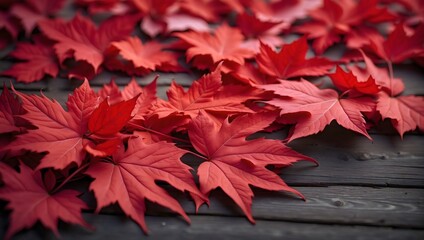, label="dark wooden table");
[1,60,423,239]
